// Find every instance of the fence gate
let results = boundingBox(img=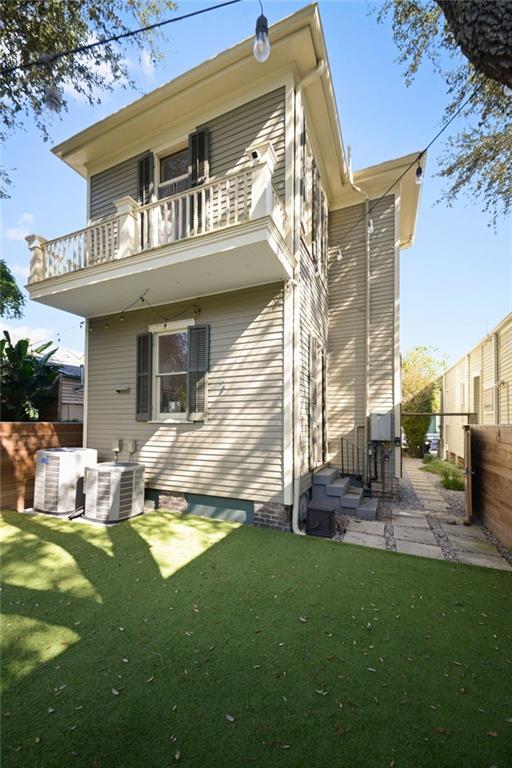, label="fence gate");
[464,425,512,548]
